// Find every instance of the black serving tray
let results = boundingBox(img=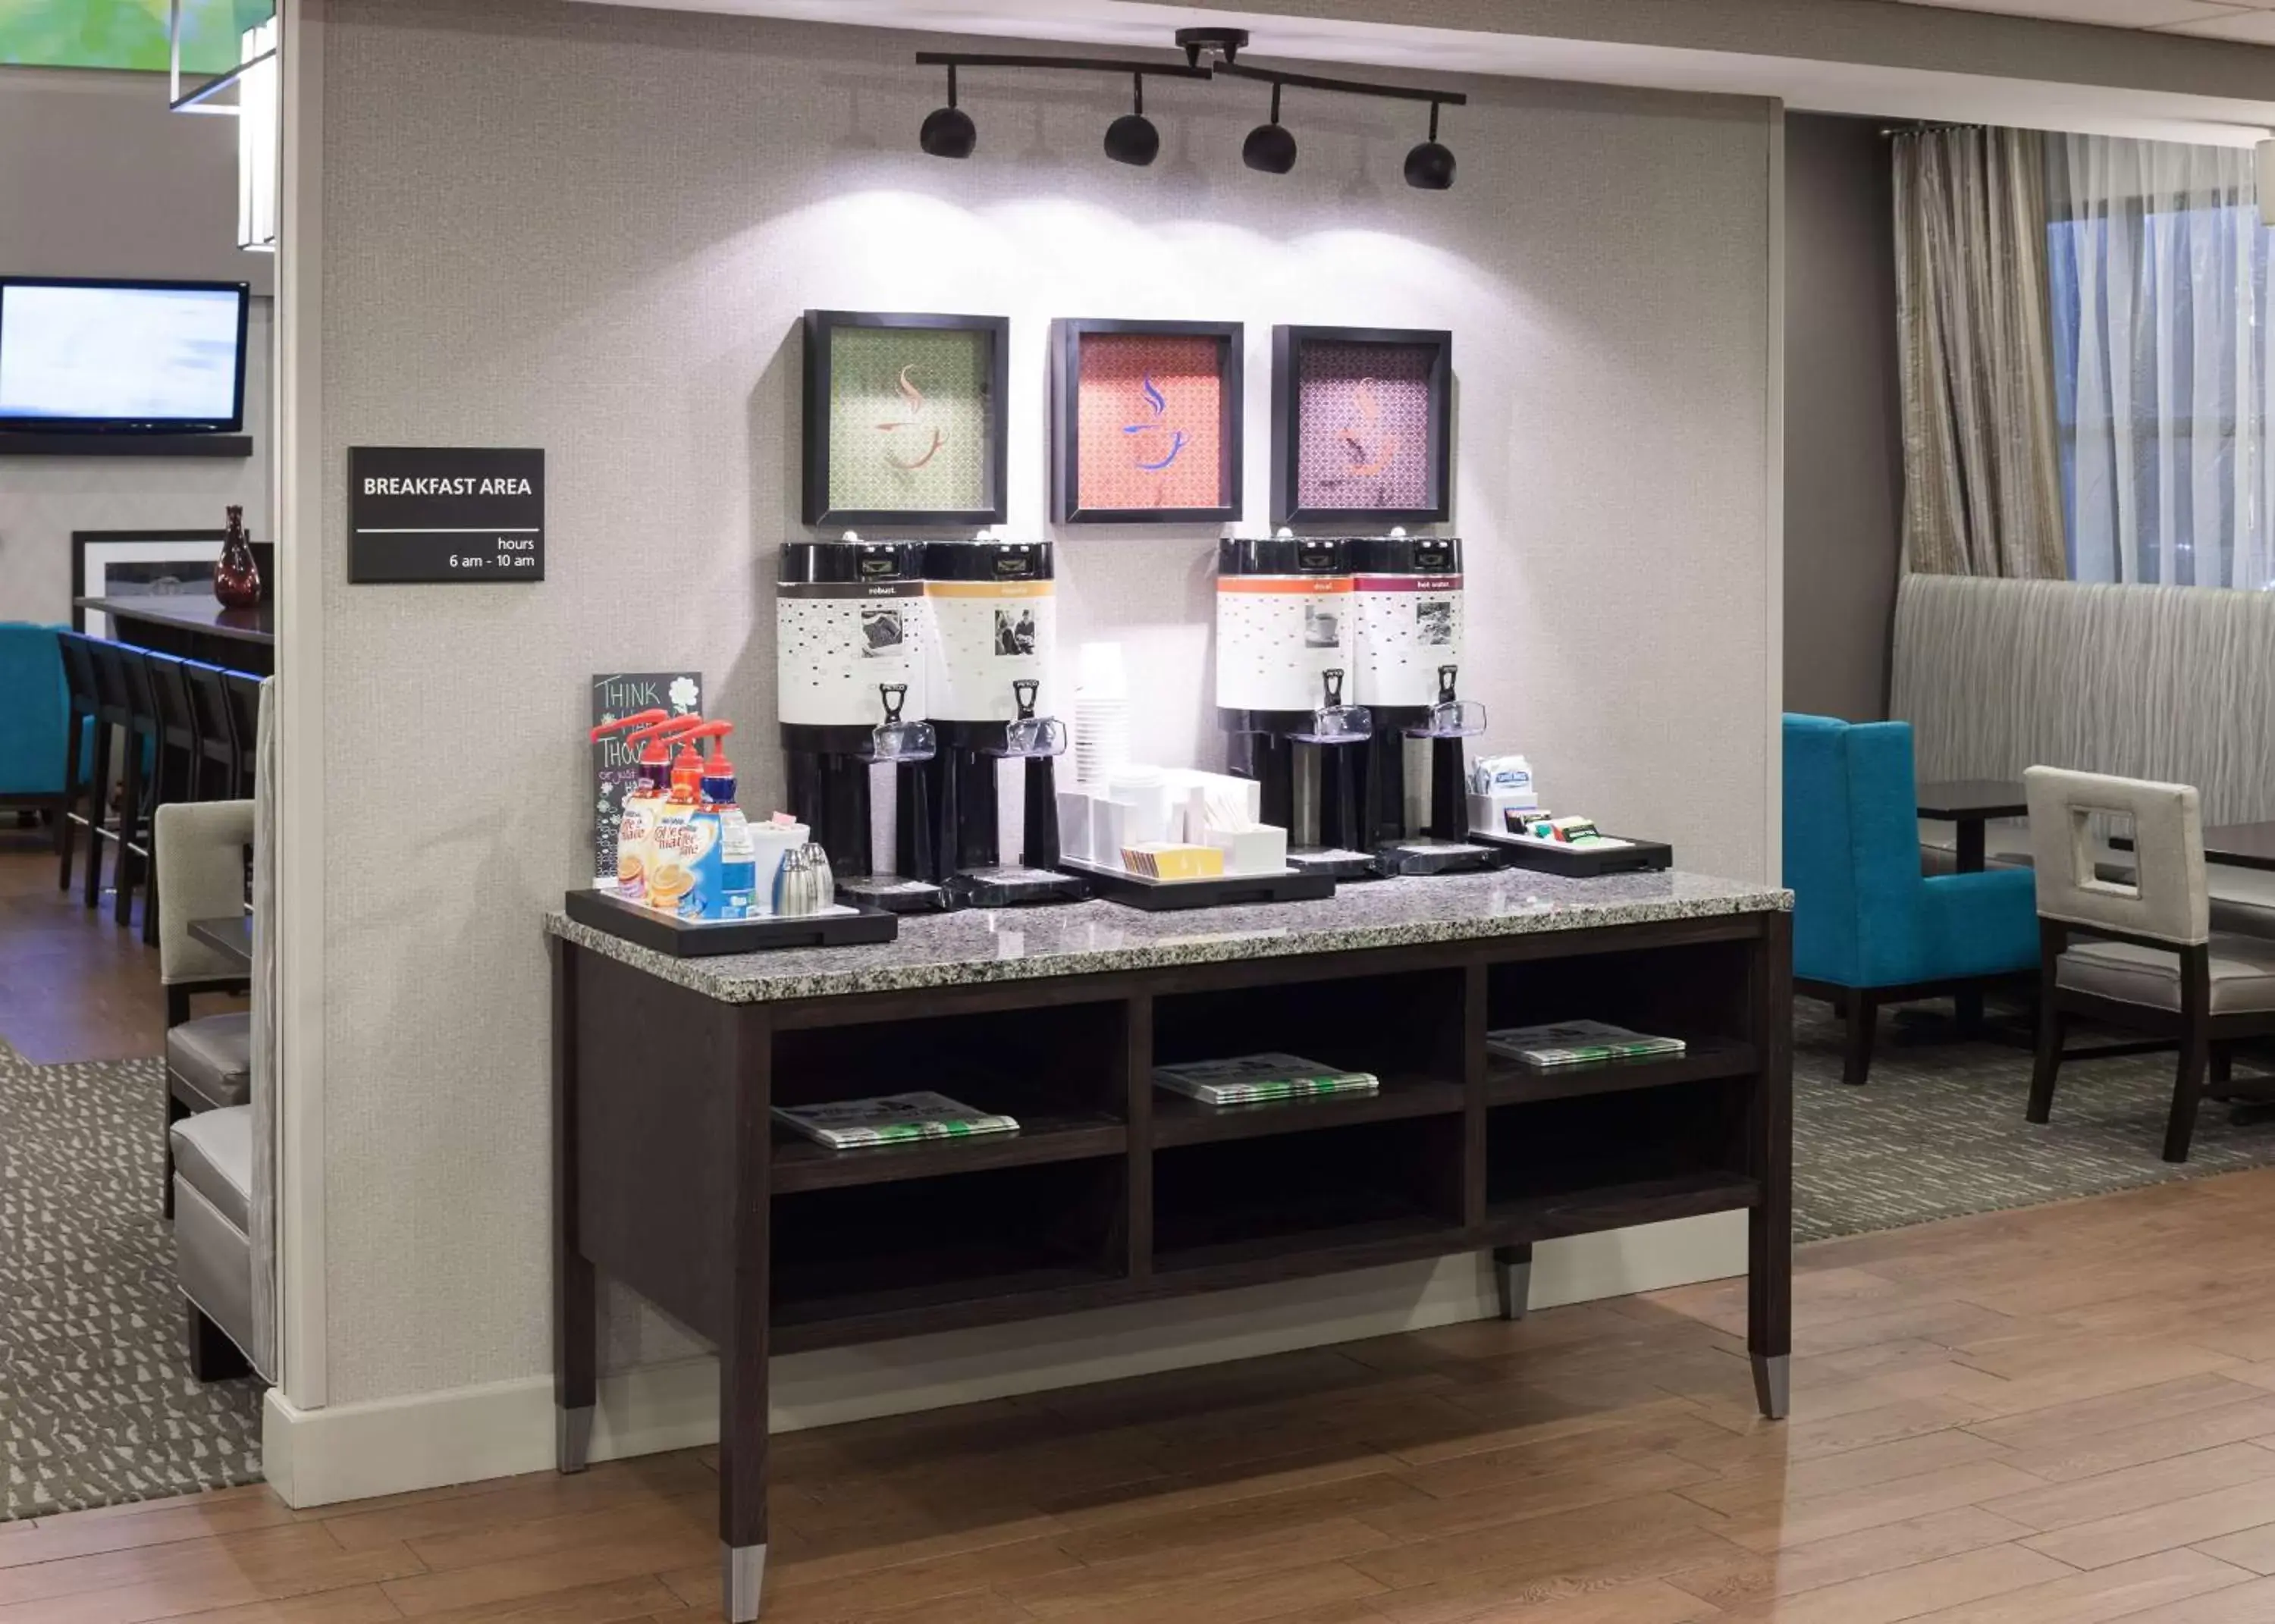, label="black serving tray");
[565,887,898,956]
[1062,858,1335,911]
[1467,830,1673,878]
